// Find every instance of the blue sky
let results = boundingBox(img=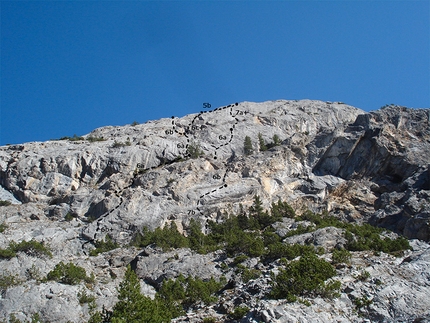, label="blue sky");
[1,1,429,145]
